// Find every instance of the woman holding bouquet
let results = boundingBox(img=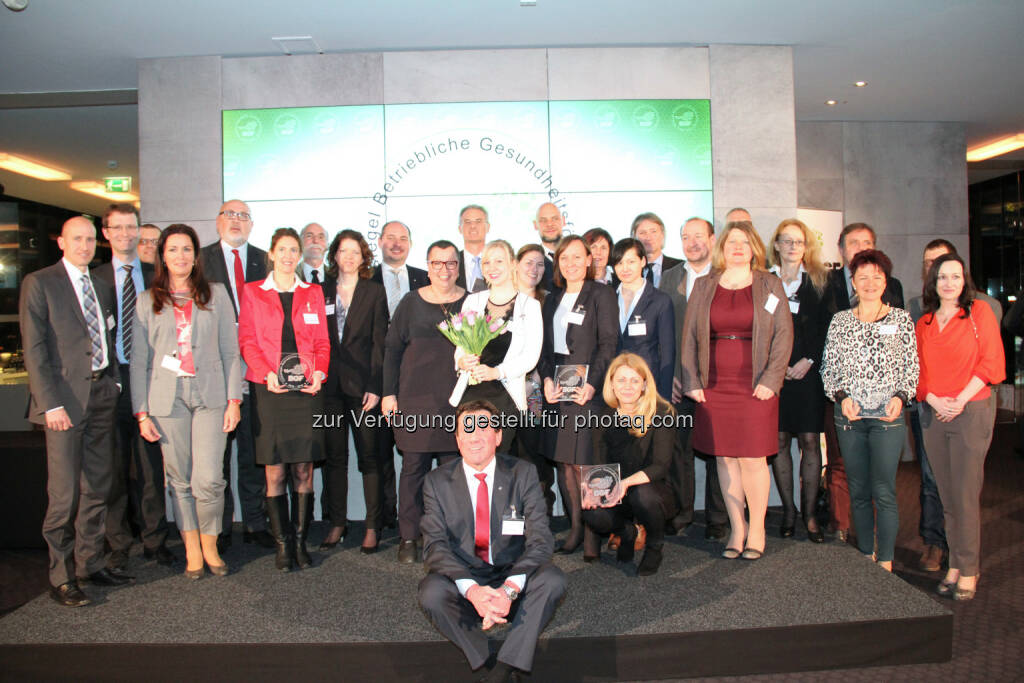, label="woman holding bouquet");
[539,235,619,557]
[449,240,543,451]
[382,240,467,564]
